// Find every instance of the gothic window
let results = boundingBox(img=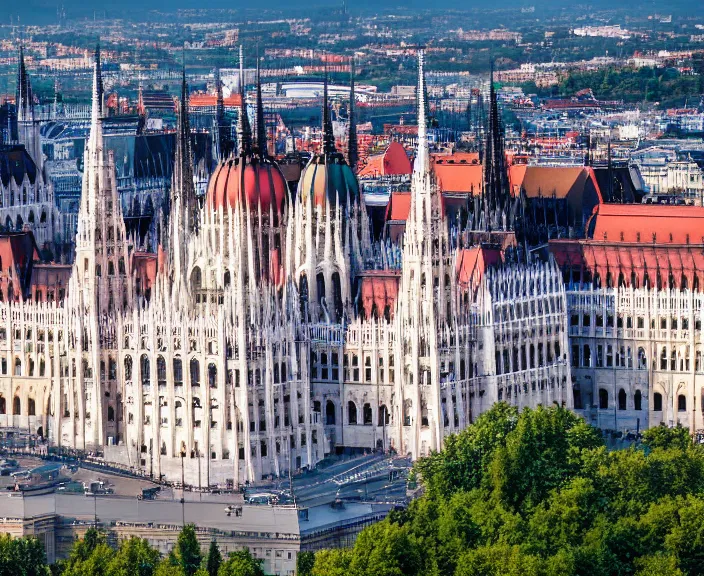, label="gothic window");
[599,388,608,409]
[28,211,35,224]
[618,389,627,410]
[421,399,429,427]
[403,399,412,426]
[654,393,663,411]
[208,364,217,388]
[190,358,200,387]
[299,274,309,318]
[14,357,21,376]
[27,398,35,416]
[378,404,390,426]
[140,355,150,386]
[13,396,20,415]
[0,397,5,414]
[363,403,372,425]
[326,400,336,425]
[634,390,642,411]
[332,272,343,320]
[348,401,357,425]
[175,401,183,427]
[678,395,687,412]
[157,356,167,387]
[124,356,132,381]
[107,406,115,422]
[316,272,325,307]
